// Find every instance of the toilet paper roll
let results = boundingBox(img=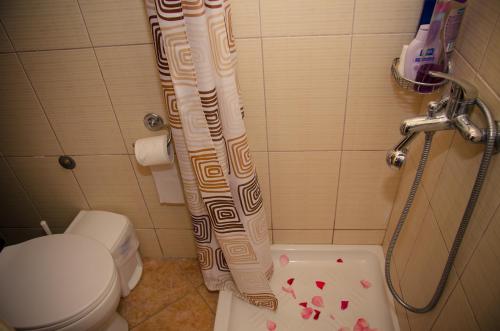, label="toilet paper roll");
[134,135,173,167]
